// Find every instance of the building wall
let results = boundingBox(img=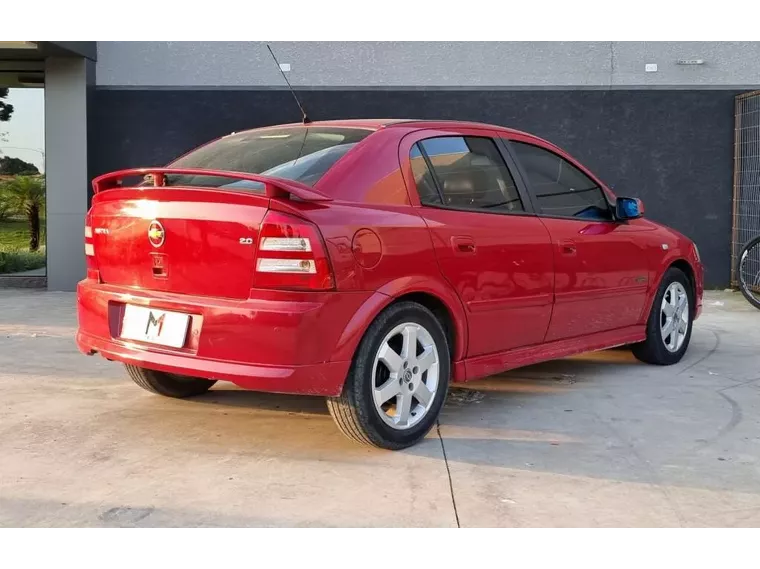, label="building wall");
[96,42,760,88]
[90,42,755,288]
